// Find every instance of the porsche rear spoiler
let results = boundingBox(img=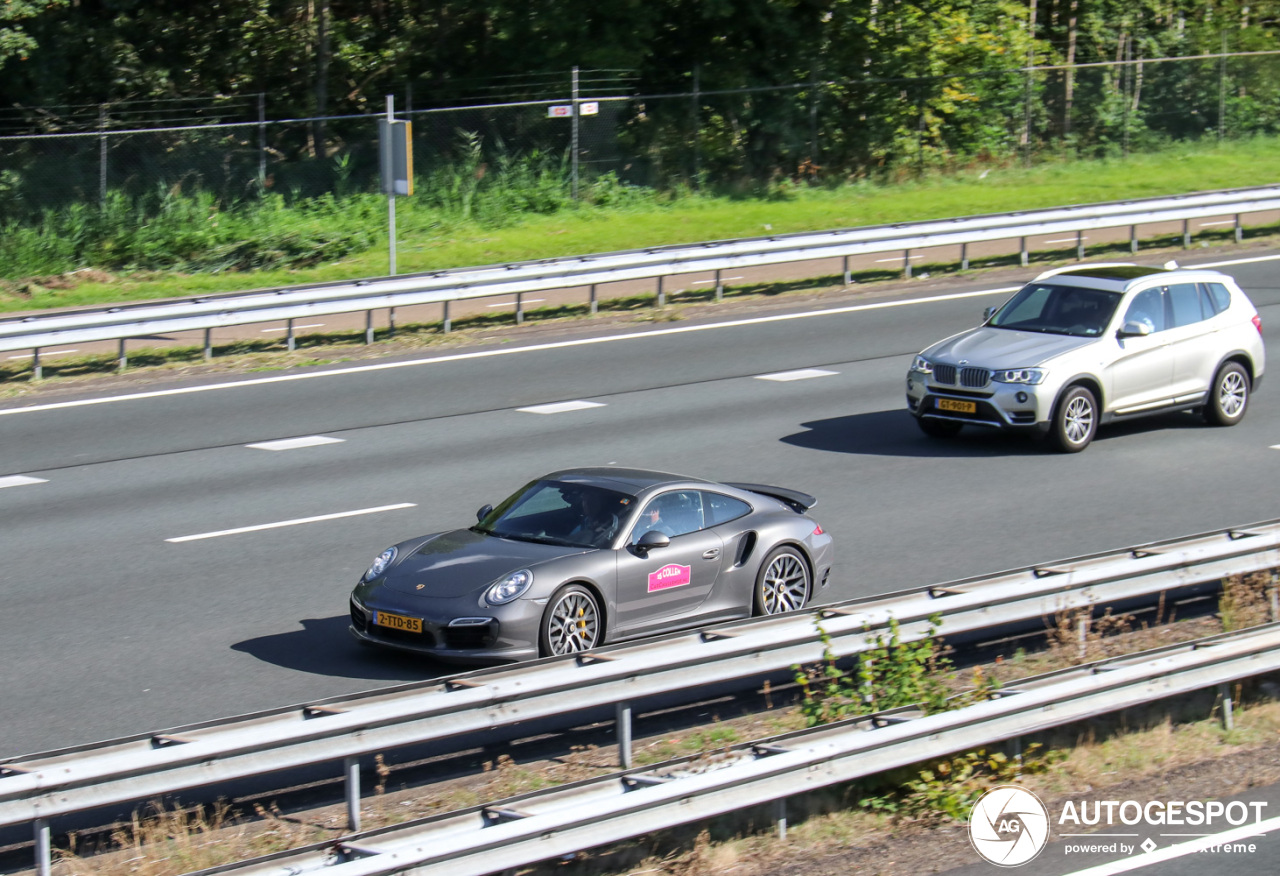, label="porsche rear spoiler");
[724,482,817,514]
